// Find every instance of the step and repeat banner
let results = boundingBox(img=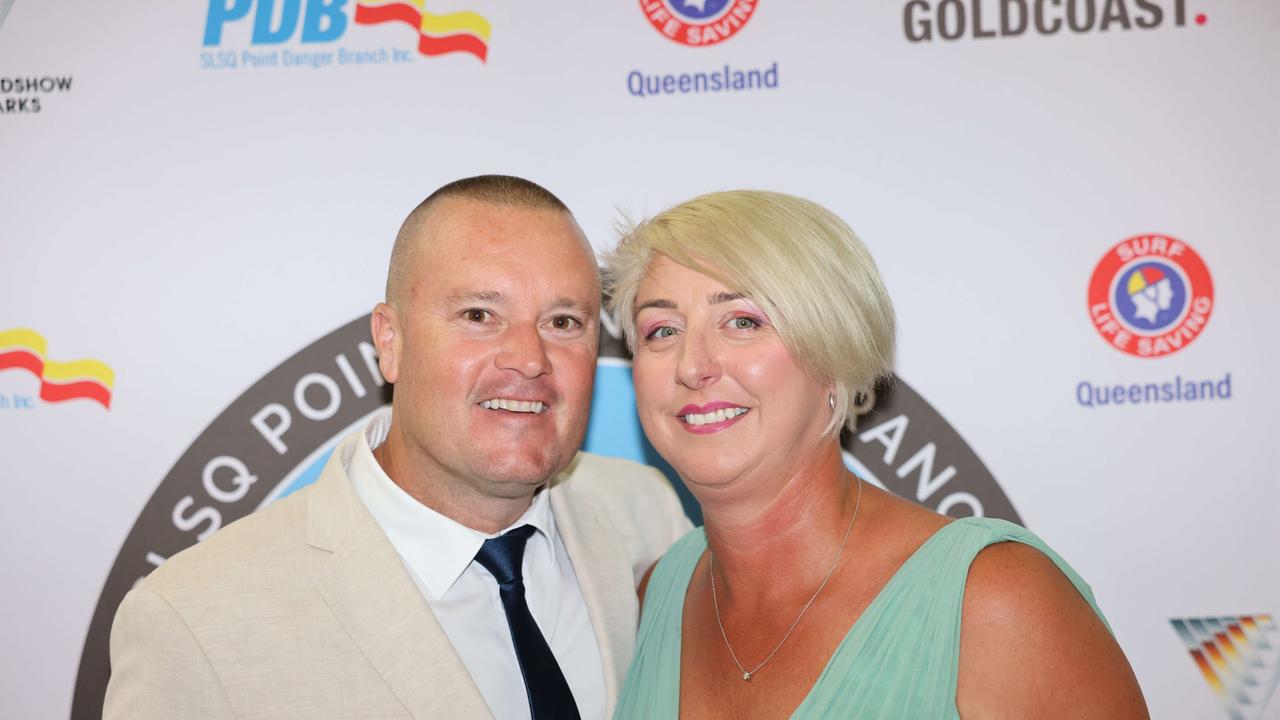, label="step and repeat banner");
[3,1,1277,718]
